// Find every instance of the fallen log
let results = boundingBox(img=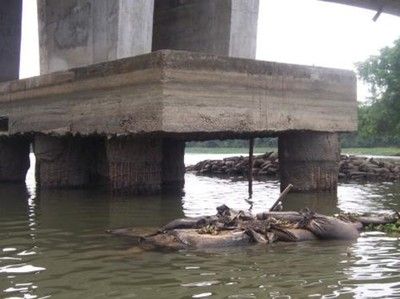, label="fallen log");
[109,205,400,251]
